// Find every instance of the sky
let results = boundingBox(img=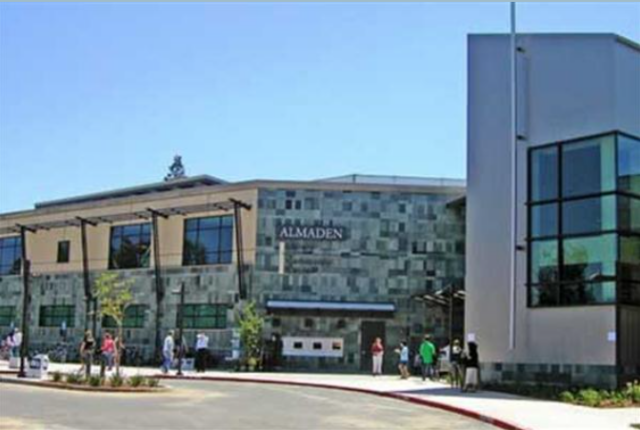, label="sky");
[1,2,638,213]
